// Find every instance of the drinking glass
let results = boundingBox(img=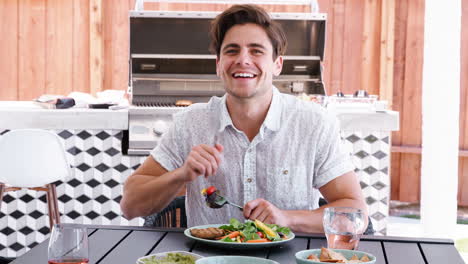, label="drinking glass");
[323,207,365,250]
[48,224,89,264]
